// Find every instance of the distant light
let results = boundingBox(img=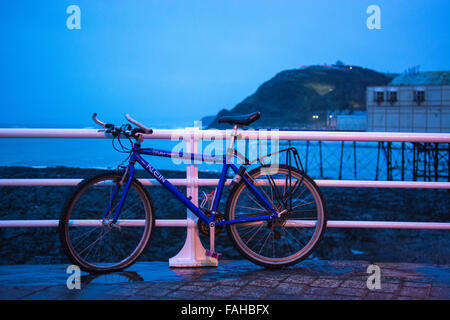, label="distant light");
[329,115,333,118]
[350,67,353,70]
[313,115,319,119]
